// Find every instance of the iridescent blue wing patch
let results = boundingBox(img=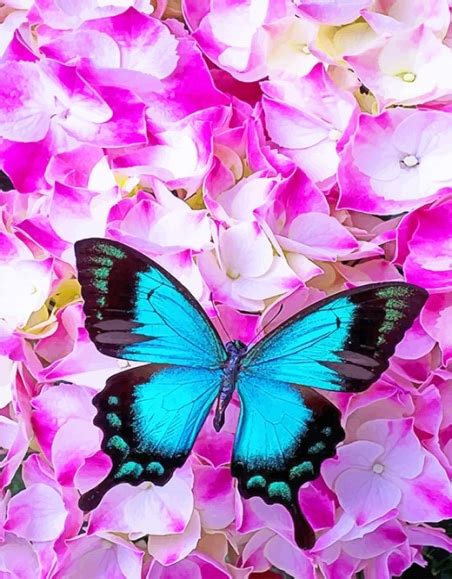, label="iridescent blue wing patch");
[243,283,428,392]
[74,238,226,368]
[79,363,222,511]
[233,371,344,549]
